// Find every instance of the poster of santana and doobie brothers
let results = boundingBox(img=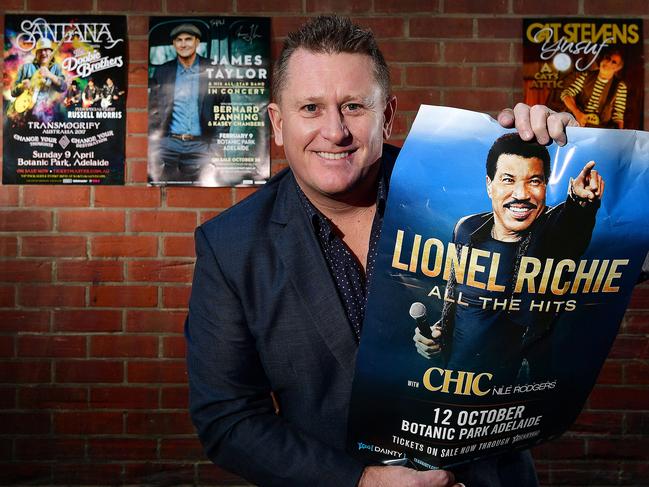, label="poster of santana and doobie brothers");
[348,105,649,469]
[523,18,643,130]
[3,15,127,184]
